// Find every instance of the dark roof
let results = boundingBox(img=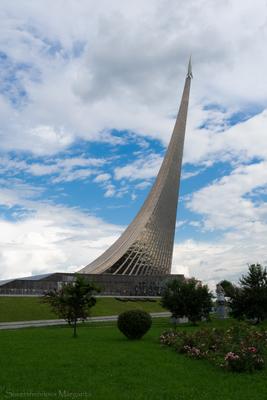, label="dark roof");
[0,273,55,286]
